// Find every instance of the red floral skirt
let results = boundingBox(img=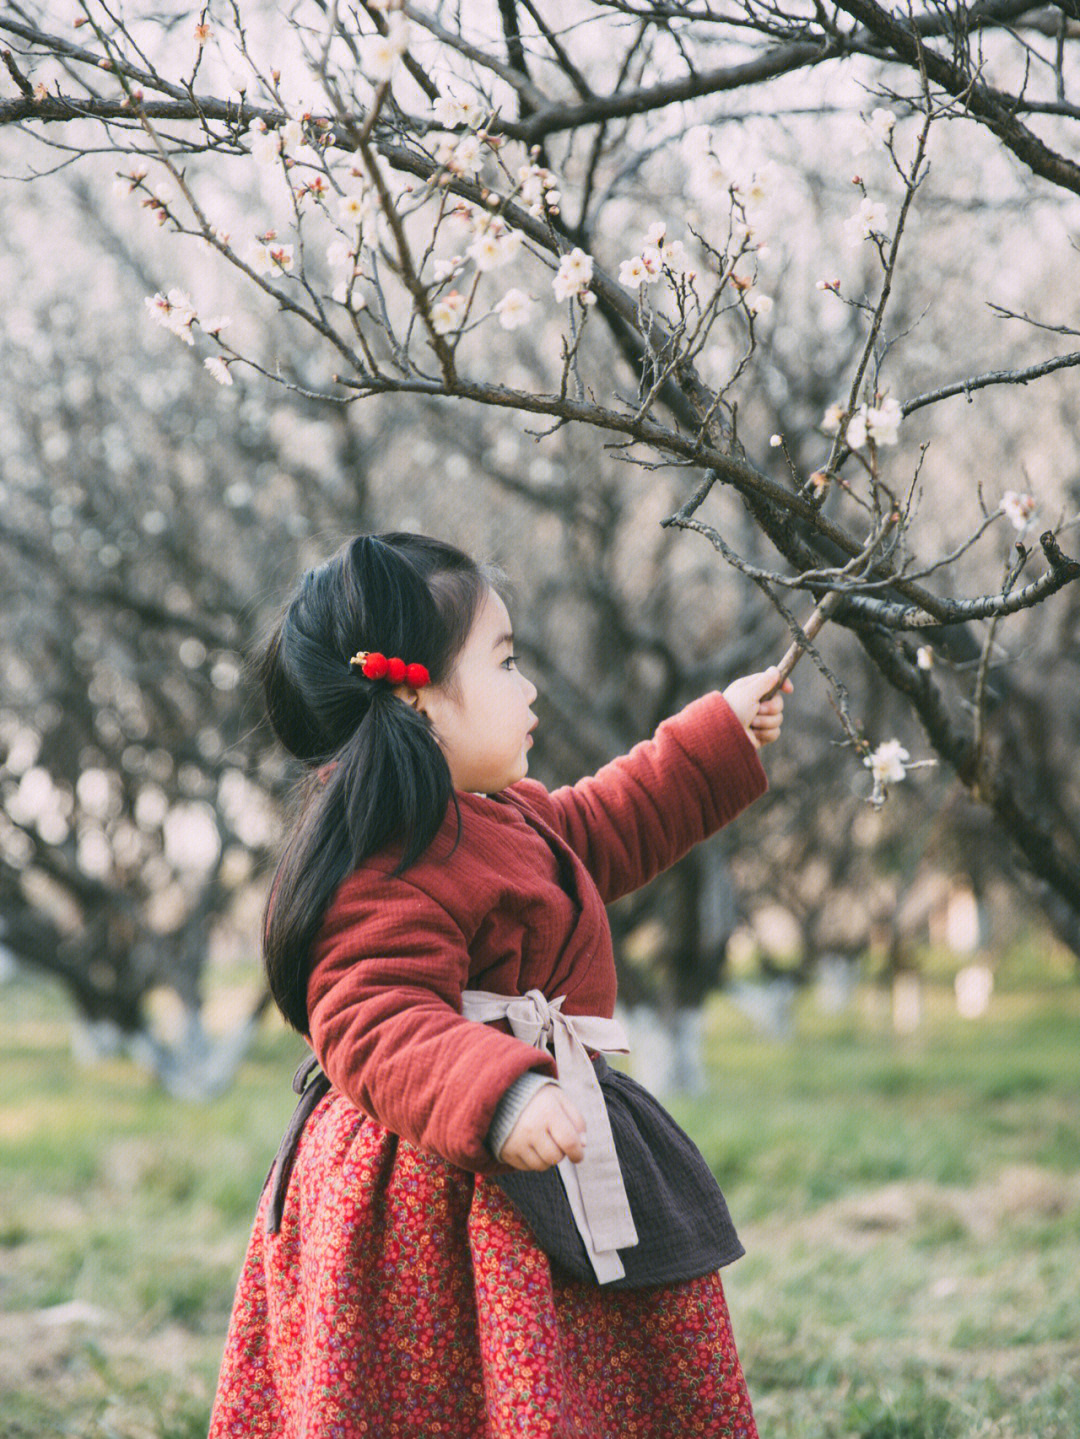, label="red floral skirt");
[209,1091,759,1438]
